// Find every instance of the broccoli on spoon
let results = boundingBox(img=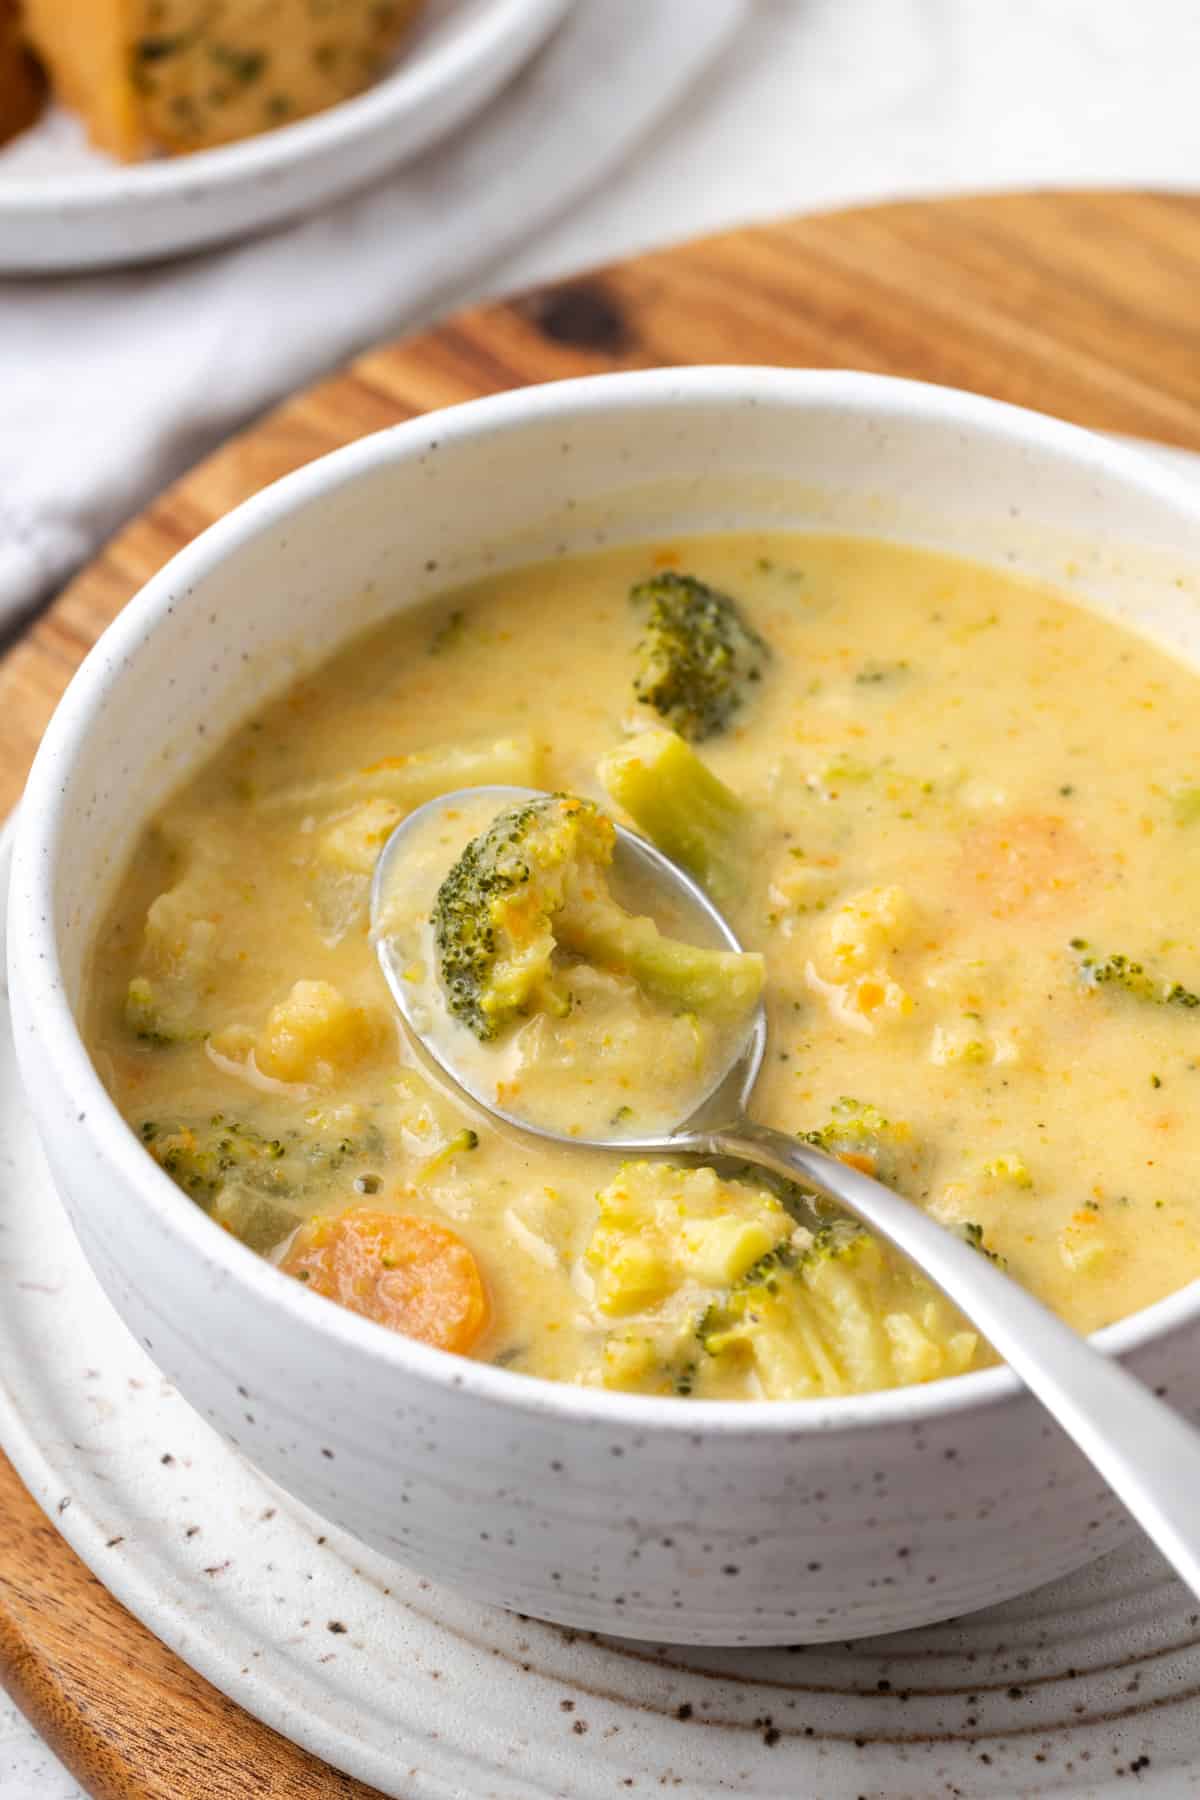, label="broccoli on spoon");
[431,793,764,1043]
[370,784,766,1145]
